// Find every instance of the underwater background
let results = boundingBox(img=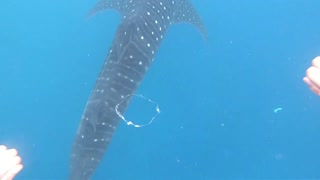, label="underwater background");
[1,0,320,179]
